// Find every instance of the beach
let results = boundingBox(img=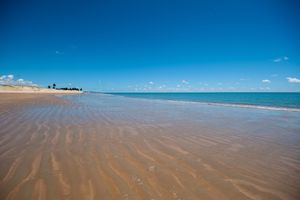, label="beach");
[0,85,82,94]
[0,93,299,200]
